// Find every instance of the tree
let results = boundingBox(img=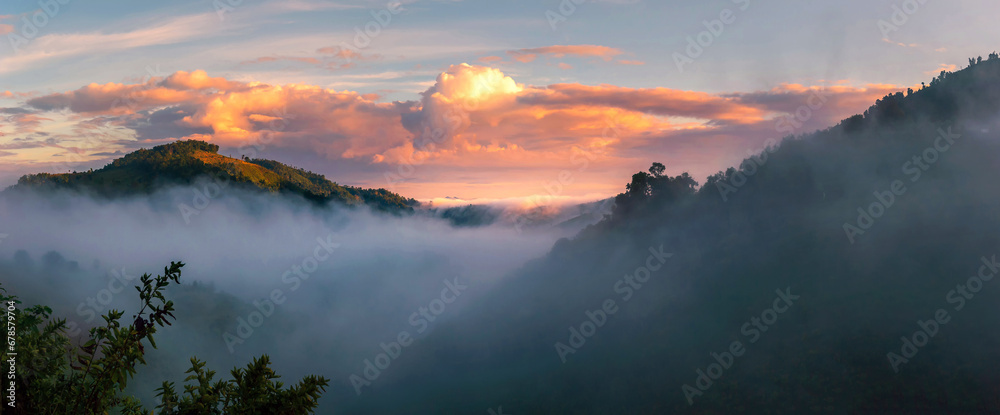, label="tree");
[649,162,666,177]
[156,356,329,414]
[611,163,699,220]
[0,262,329,414]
